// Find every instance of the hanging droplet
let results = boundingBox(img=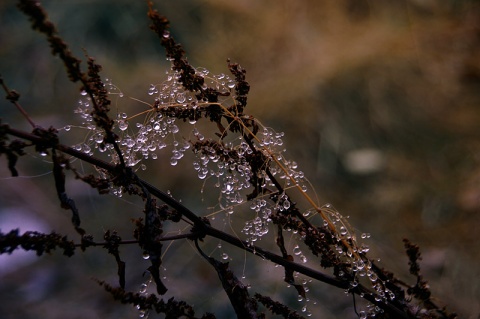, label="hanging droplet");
[221,253,229,260]
[148,84,156,96]
[139,283,148,294]
[293,245,302,256]
[176,92,186,103]
[118,120,128,131]
[300,255,308,263]
[170,124,179,134]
